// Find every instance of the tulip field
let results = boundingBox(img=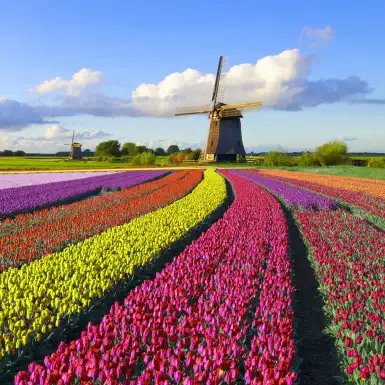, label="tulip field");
[0,168,385,384]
